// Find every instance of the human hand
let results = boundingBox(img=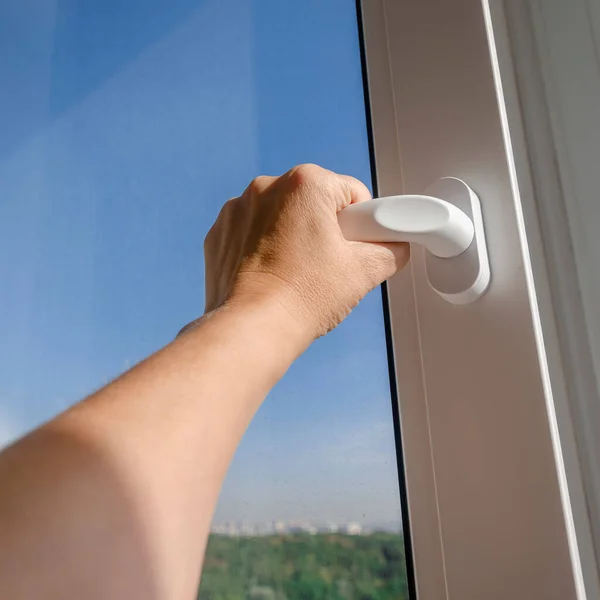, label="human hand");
[202,164,410,342]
